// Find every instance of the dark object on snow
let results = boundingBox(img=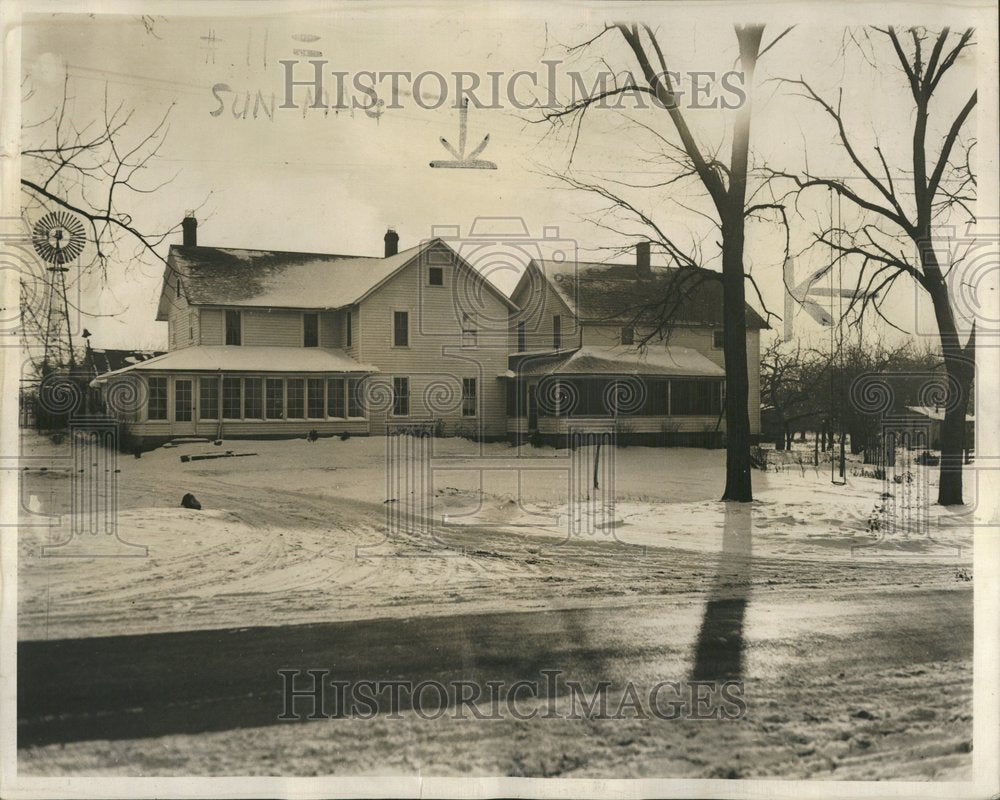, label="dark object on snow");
[213,439,223,446]
[181,493,202,510]
[340,431,351,441]
[307,429,319,443]
[181,451,257,462]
